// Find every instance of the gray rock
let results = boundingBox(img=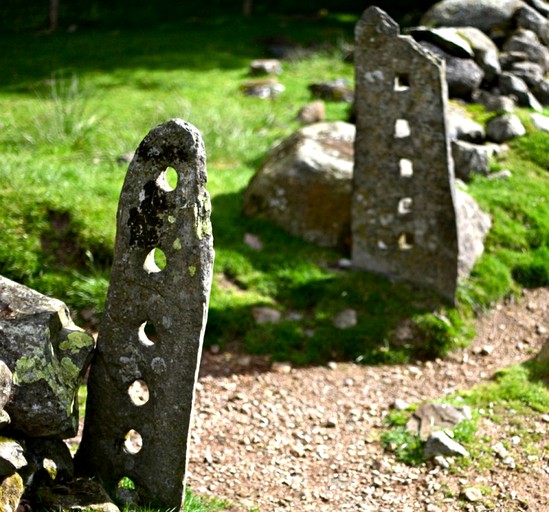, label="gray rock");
[244,121,354,249]
[424,430,470,458]
[532,78,549,104]
[508,61,544,87]
[296,100,326,124]
[308,79,354,103]
[241,78,285,99]
[498,72,542,110]
[407,403,473,441]
[249,59,282,76]
[420,41,484,99]
[421,0,525,34]
[25,438,74,482]
[531,112,549,131]
[486,113,526,142]
[75,120,214,510]
[487,169,513,179]
[462,487,484,502]
[455,26,501,83]
[0,276,94,438]
[409,27,474,58]
[0,360,12,410]
[0,438,27,477]
[447,103,486,142]
[353,7,459,303]
[526,0,549,16]
[473,90,516,113]
[333,309,357,329]
[502,29,549,71]
[452,140,499,179]
[516,4,549,45]
[252,306,282,325]
[456,187,492,277]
